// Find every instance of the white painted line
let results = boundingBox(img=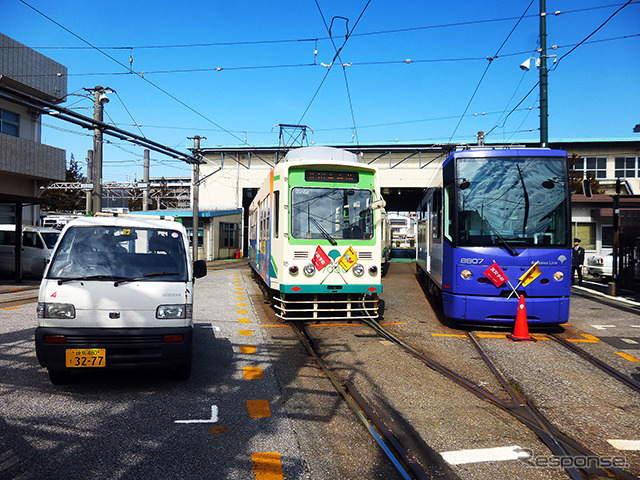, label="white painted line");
[621,338,639,345]
[631,325,640,328]
[607,439,640,451]
[441,445,530,465]
[175,405,219,424]
[591,325,616,330]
